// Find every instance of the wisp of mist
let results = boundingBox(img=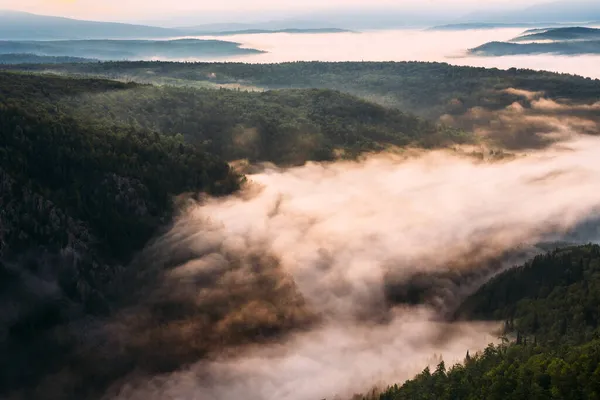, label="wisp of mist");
[108,134,600,400]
